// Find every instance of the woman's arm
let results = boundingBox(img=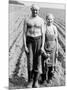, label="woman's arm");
[54,26,58,57]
